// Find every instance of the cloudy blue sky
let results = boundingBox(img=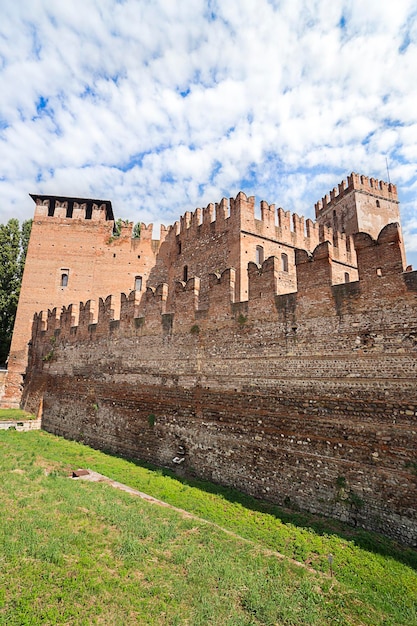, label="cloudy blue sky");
[1,0,417,264]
